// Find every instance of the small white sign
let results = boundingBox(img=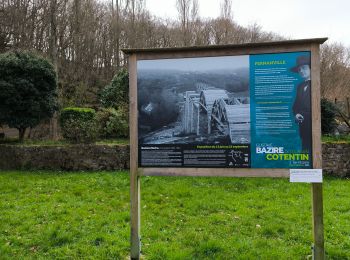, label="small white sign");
[290,169,323,183]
